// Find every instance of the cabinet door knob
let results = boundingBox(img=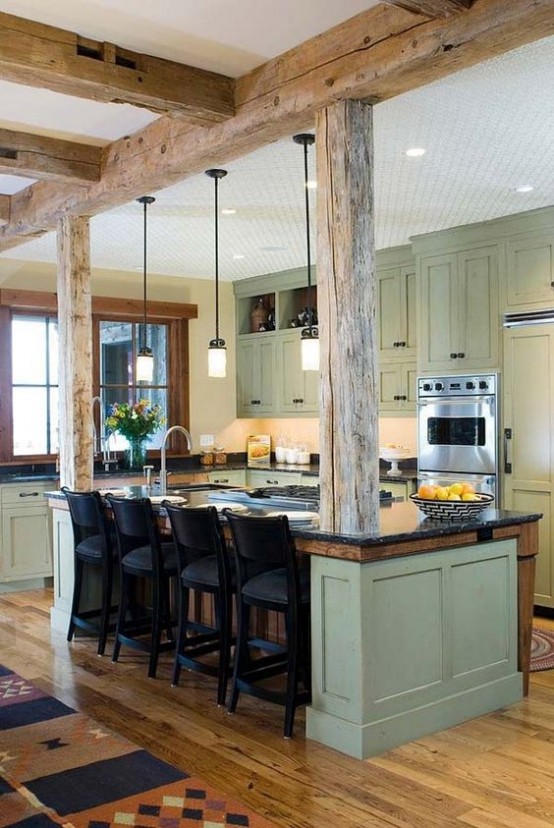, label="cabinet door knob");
[457,352,465,358]
[450,352,457,359]
[401,395,407,401]
[401,341,406,347]
[393,341,398,348]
